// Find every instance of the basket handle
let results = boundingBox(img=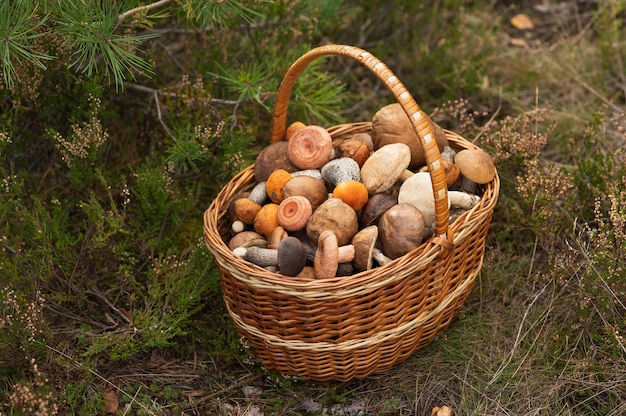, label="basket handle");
[269,44,452,245]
